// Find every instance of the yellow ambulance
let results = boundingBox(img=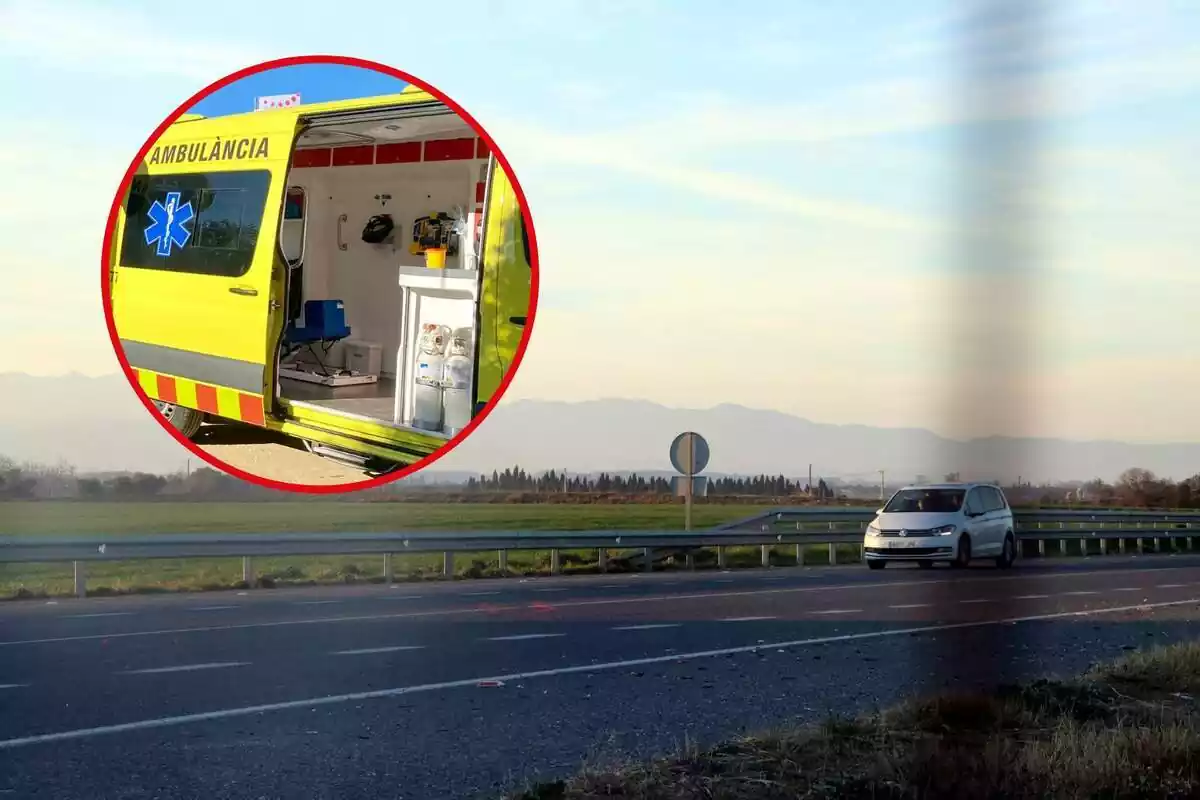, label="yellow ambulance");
[107,88,534,475]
